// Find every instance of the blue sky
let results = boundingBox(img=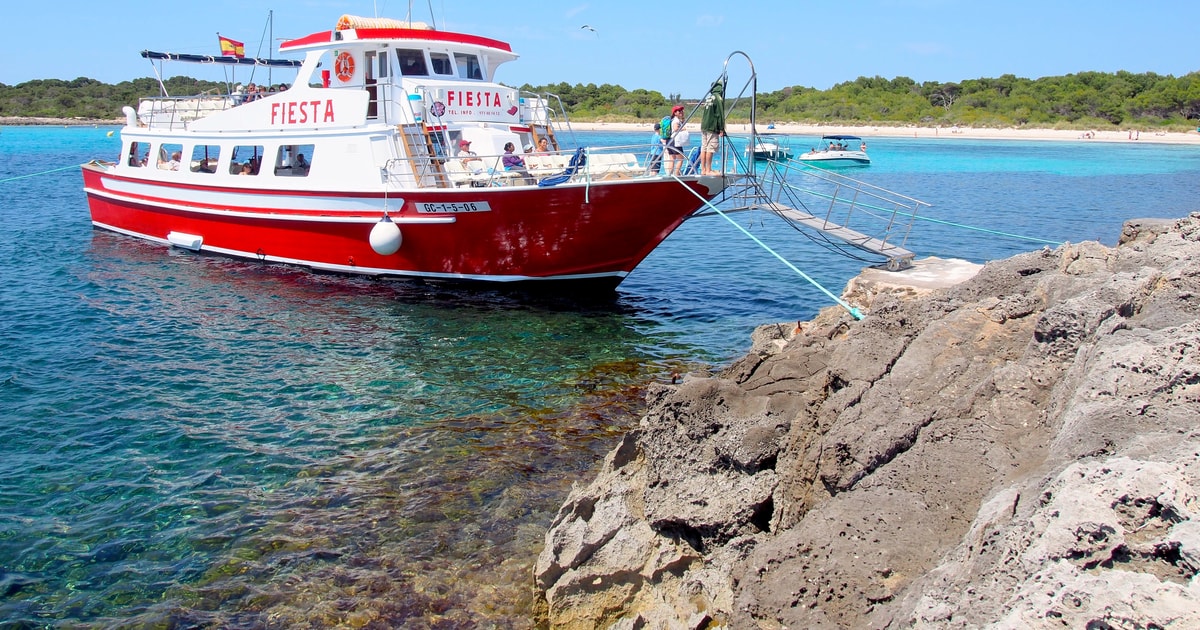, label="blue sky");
[8,0,1199,96]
